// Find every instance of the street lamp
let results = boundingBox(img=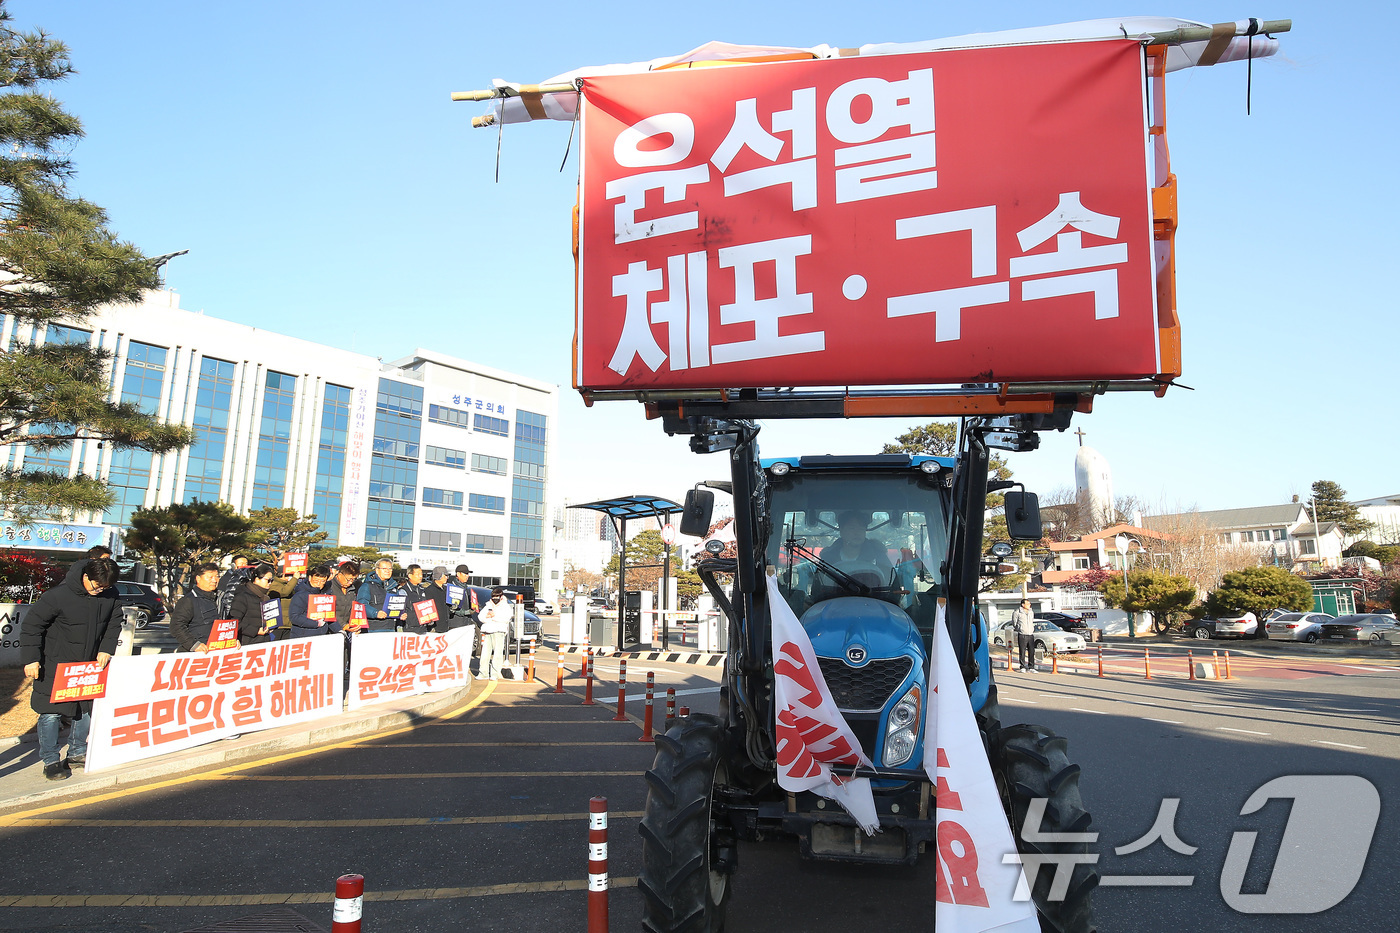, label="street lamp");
[1114,533,1142,638]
